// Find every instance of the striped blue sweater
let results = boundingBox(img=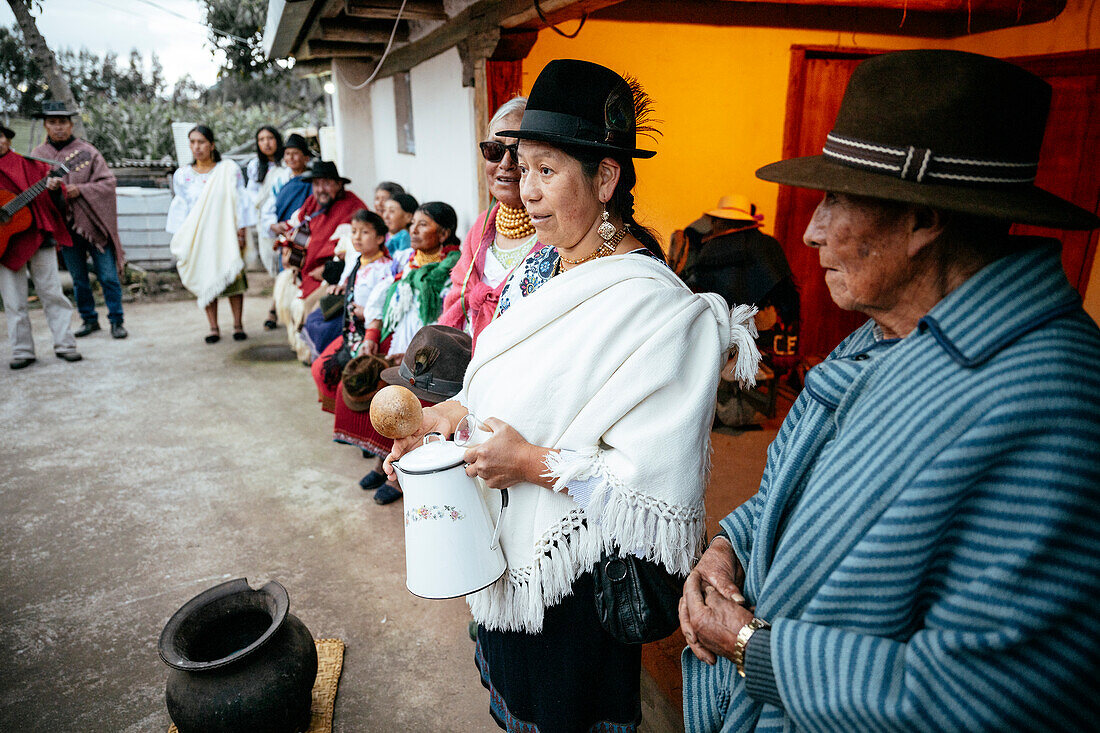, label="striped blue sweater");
[683,241,1100,732]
